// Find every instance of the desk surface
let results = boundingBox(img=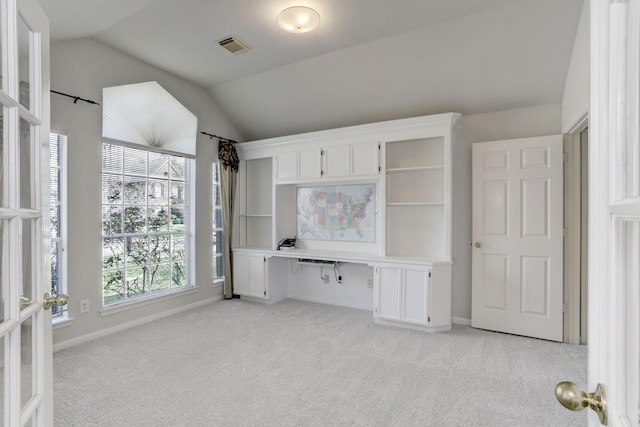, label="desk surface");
[233,246,451,266]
